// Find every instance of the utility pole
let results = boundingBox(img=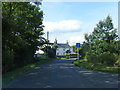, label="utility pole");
[47,31,49,42]
[77,48,80,60]
[46,31,49,57]
[118,2,120,38]
[76,43,80,60]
